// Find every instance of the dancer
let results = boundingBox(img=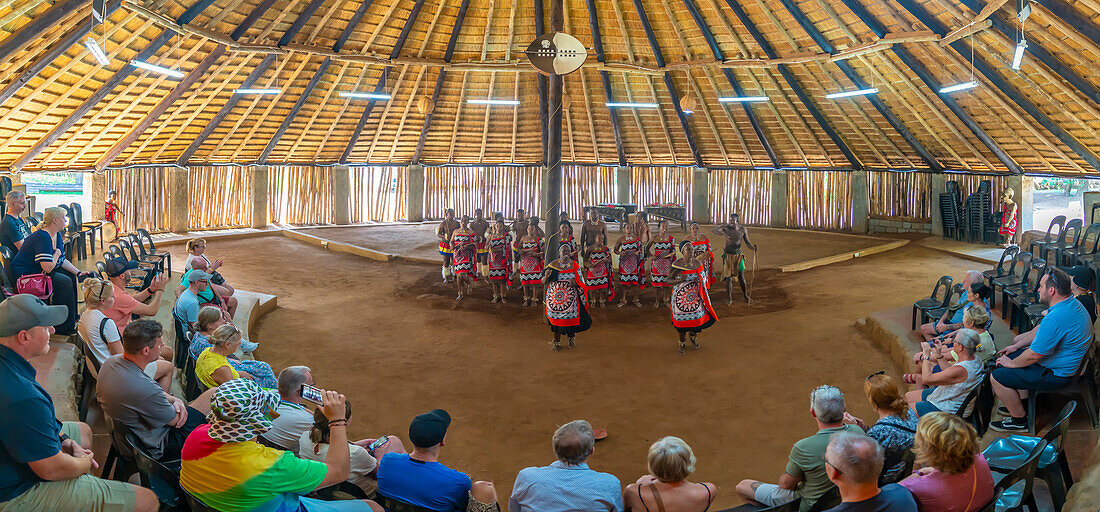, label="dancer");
[584,232,613,307]
[714,213,758,305]
[436,208,460,283]
[511,209,529,284]
[615,223,646,307]
[450,216,478,300]
[529,216,546,238]
[486,220,512,303]
[685,222,714,289]
[543,243,592,352]
[649,220,676,308]
[669,242,719,355]
[471,208,490,277]
[998,188,1018,248]
[631,211,651,245]
[580,209,608,250]
[517,223,545,307]
[547,220,577,264]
